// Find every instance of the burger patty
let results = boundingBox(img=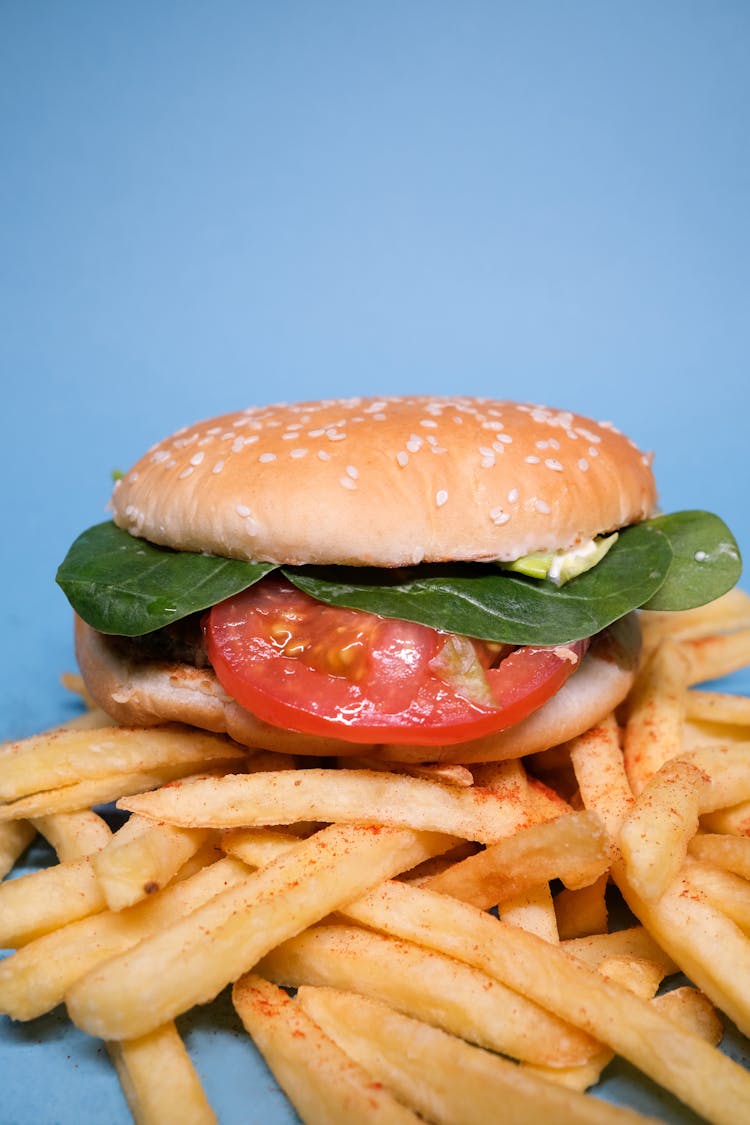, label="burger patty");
[114,614,212,670]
